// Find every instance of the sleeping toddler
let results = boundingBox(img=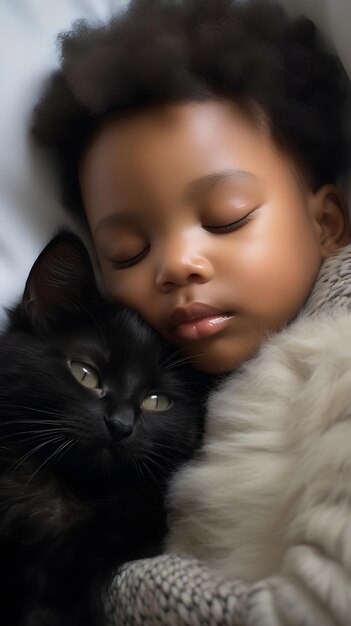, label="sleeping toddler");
[32,0,351,623]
